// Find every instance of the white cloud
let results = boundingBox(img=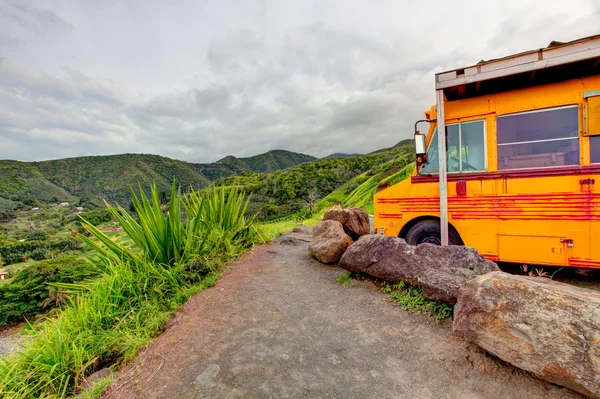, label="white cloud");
[0,0,598,162]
